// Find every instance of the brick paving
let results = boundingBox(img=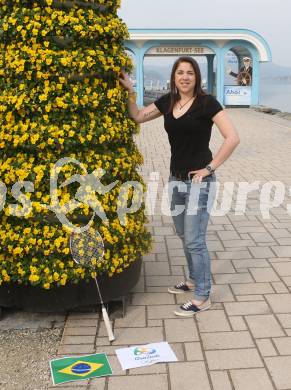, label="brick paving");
[54,109,291,390]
